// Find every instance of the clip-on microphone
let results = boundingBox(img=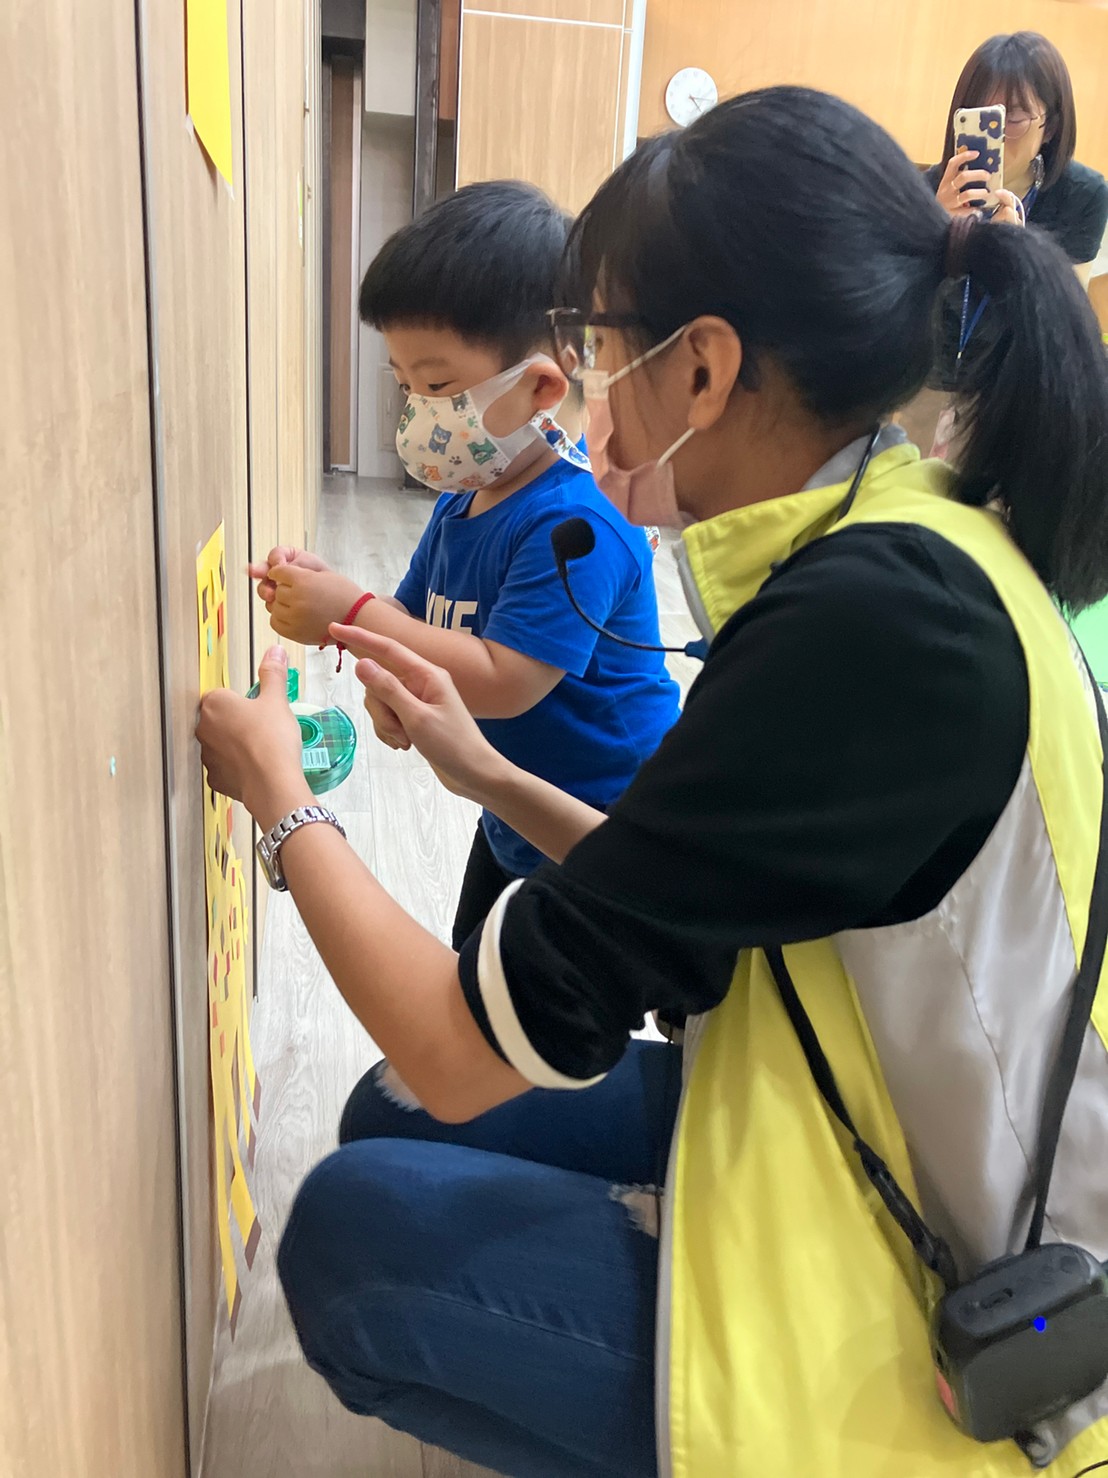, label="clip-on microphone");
[551,518,708,660]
